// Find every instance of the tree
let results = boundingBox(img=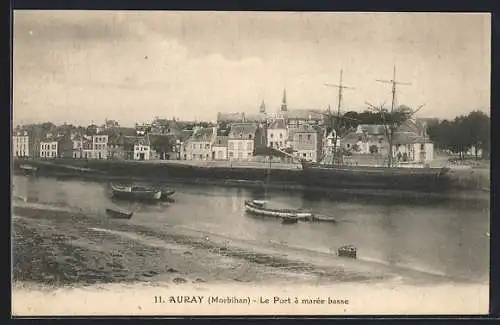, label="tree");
[462,111,490,158]
[151,136,173,159]
[427,111,490,159]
